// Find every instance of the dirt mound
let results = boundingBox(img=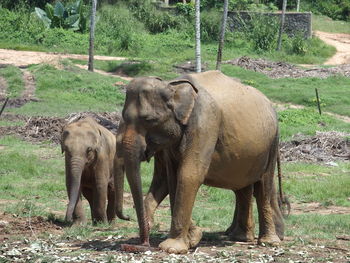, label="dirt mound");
[280,131,350,162]
[225,56,350,79]
[0,112,121,144]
